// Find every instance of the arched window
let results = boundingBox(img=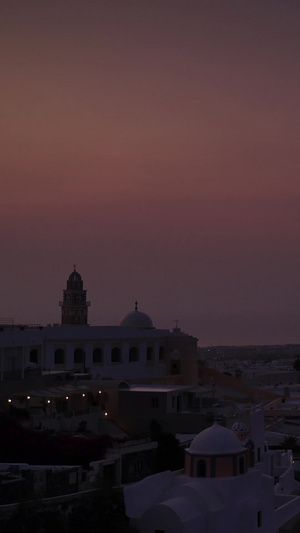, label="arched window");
[146,346,153,361]
[239,456,245,474]
[111,347,121,363]
[197,460,207,477]
[29,349,38,364]
[129,346,139,362]
[117,381,130,390]
[55,348,65,365]
[159,346,165,360]
[74,348,84,364]
[93,348,103,364]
